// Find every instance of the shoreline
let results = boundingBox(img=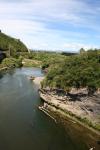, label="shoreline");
[32,76,100,135]
[0,67,8,71]
[39,88,100,135]
[33,76,44,86]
